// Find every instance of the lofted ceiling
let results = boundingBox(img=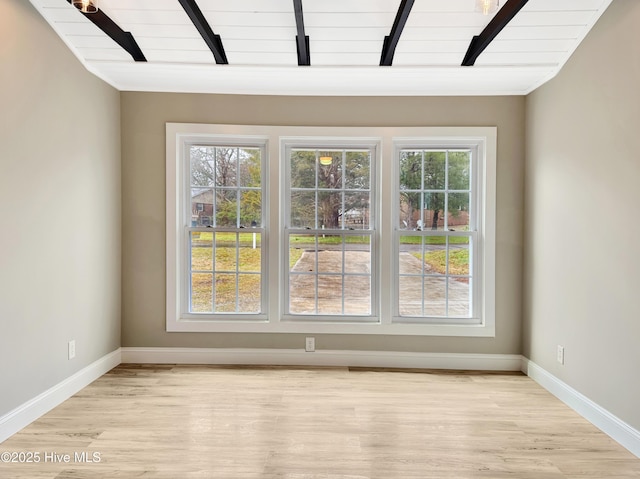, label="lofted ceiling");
[29,0,612,96]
